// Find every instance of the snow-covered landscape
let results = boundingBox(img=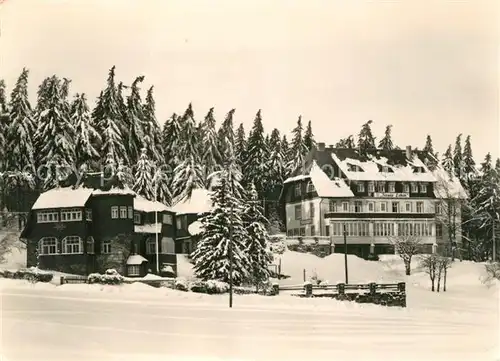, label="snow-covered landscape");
[1,243,498,361]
